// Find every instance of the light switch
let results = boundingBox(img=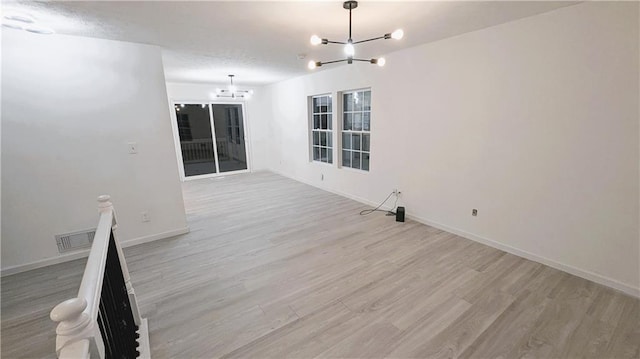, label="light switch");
[128,142,138,154]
